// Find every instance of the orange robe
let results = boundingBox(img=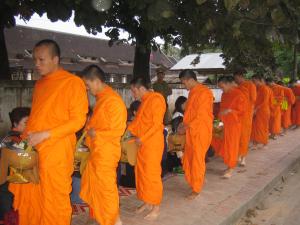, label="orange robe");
[183,84,213,193]
[292,85,300,125]
[281,87,296,129]
[251,84,273,145]
[269,84,284,135]
[128,92,166,205]
[10,69,88,225]
[80,86,127,225]
[238,81,257,157]
[213,88,247,168]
